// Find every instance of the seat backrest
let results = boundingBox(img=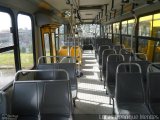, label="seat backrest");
[119,48,134,62]
[147,64,160,104]
[0,91,7,115]
[124,61,149,88]
[40,80,71,115]
[131,61,150,84]
[123,54,132,62]
[36,63,77,89]
[116,63,145,104]
[106,54,124,84]
[102,49,116,72]
[60,57,75,63]
[95,38,112,54]
[98,45,110,65]
[12,81,39,116]
[55,63,77,88]
[36,64,68,80]
[113,45,124,53]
